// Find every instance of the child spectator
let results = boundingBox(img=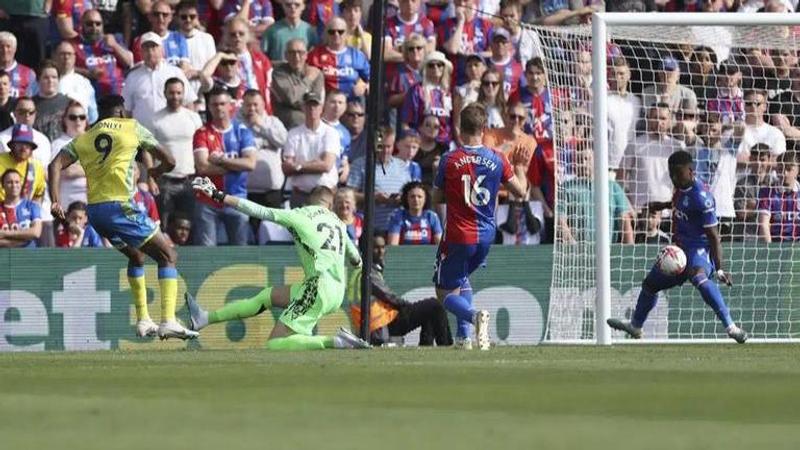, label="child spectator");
[394,130,422,181]
[735,143,774,239]
[758,151,800,243]
[55,201,103,248]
